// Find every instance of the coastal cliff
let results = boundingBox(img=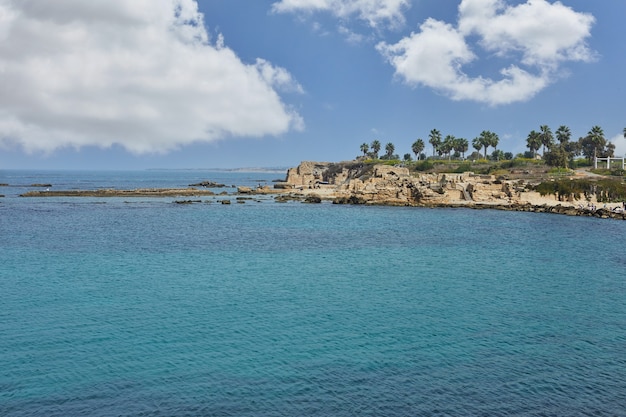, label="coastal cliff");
[276,161,626,219]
